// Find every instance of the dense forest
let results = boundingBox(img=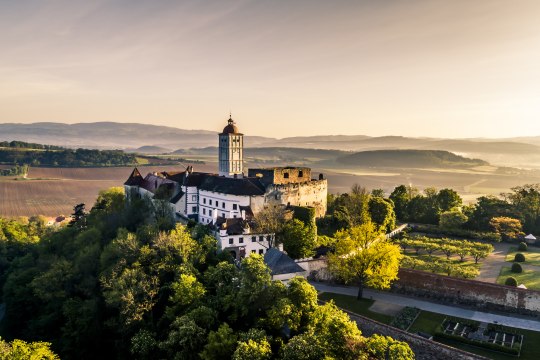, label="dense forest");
[0,146,138,167]
[0,188,413,359]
